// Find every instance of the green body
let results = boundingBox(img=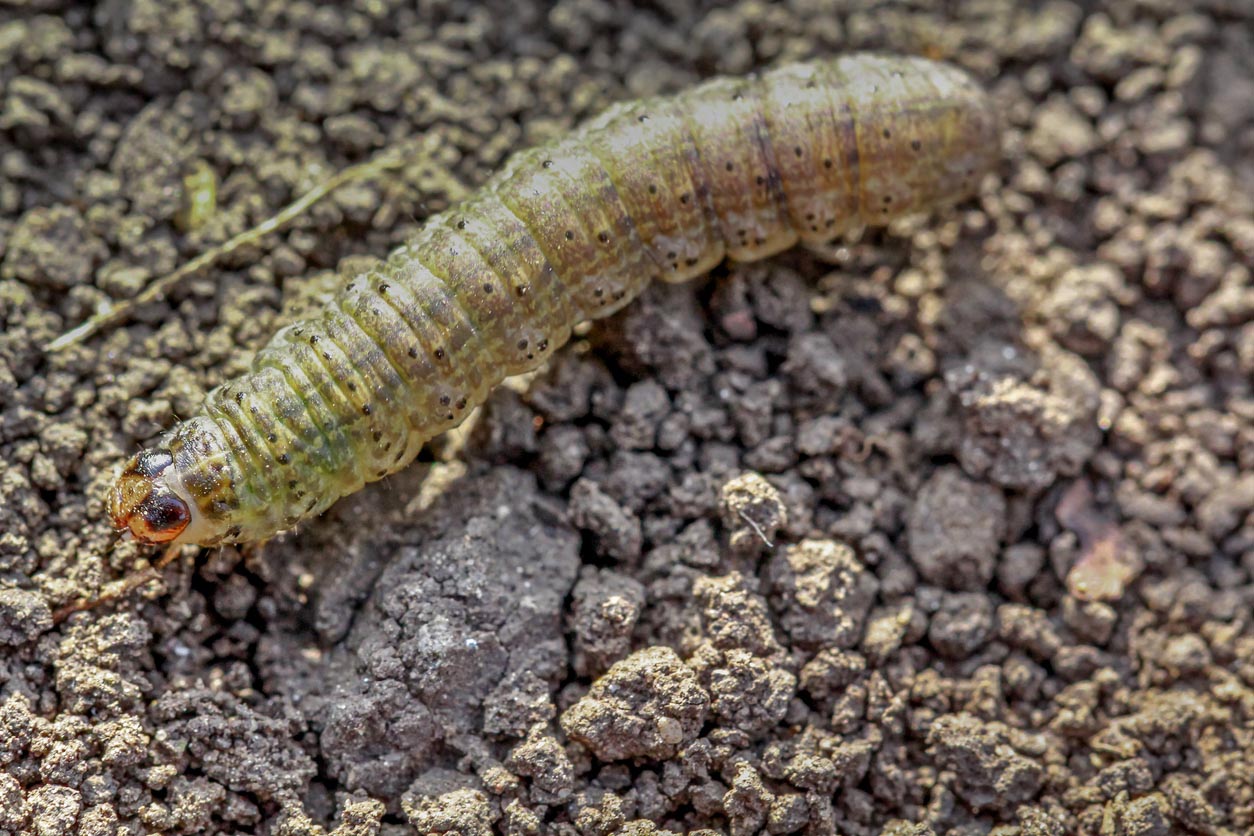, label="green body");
[149,53,1000,545]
